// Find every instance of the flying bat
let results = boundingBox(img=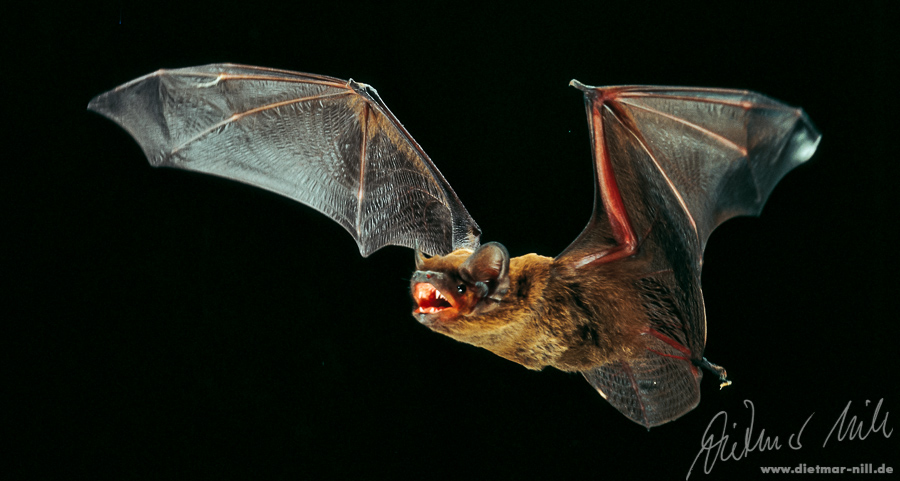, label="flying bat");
[88,64,820,428]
